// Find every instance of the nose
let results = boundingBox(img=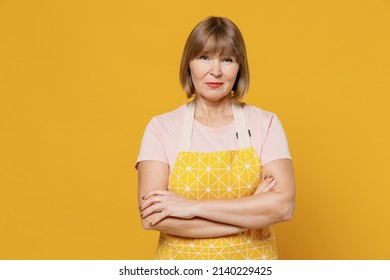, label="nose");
[210,59,222,76]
